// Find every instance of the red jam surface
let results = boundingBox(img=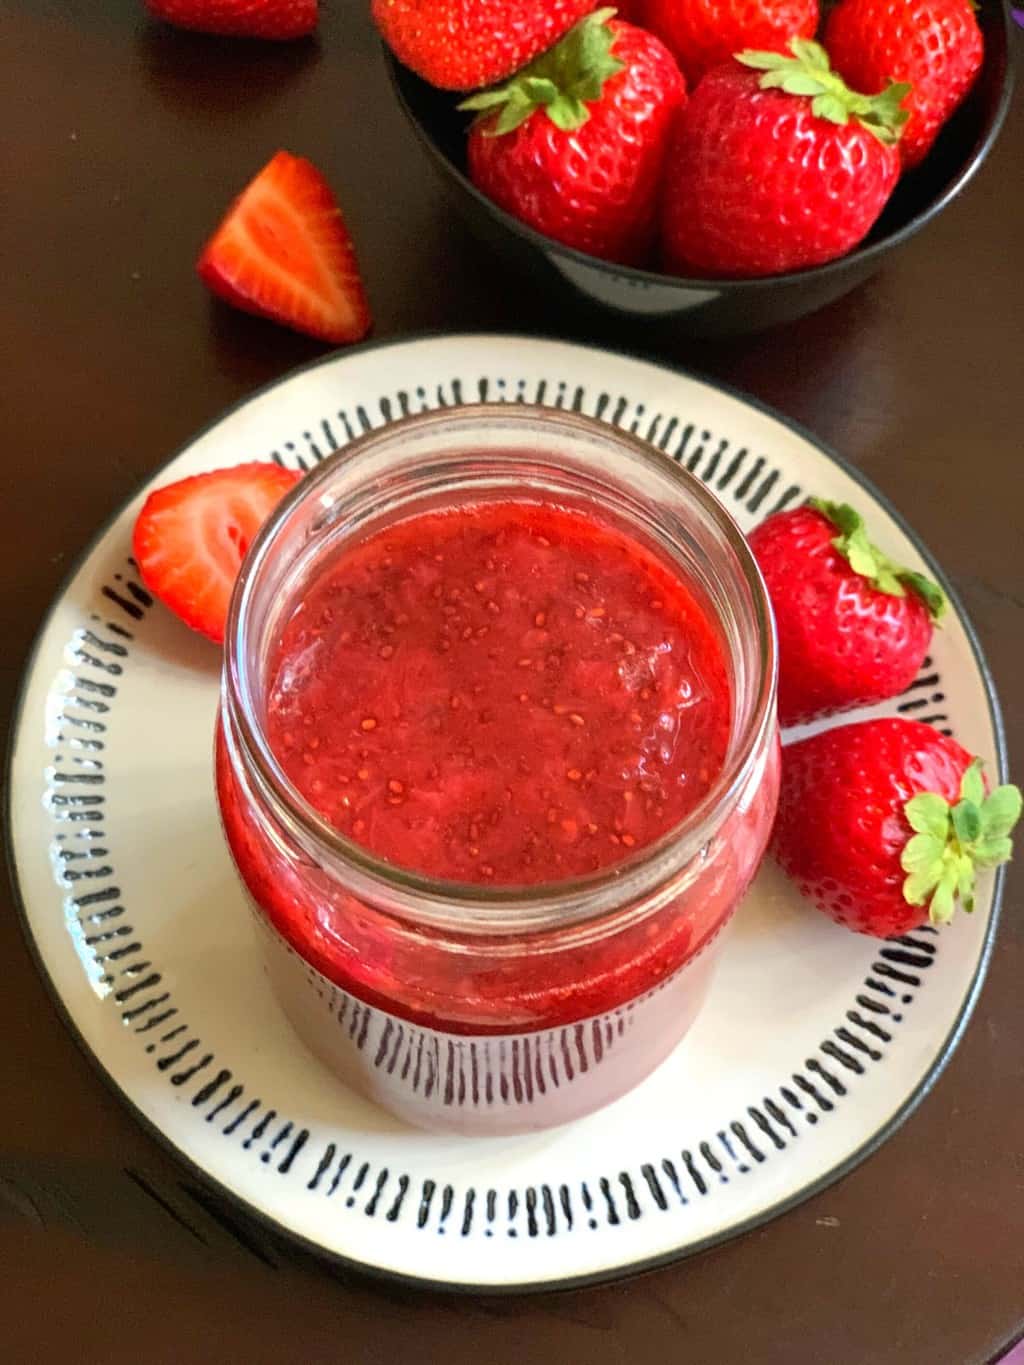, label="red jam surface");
[265,501,731,885]
[215,497,777,1038]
